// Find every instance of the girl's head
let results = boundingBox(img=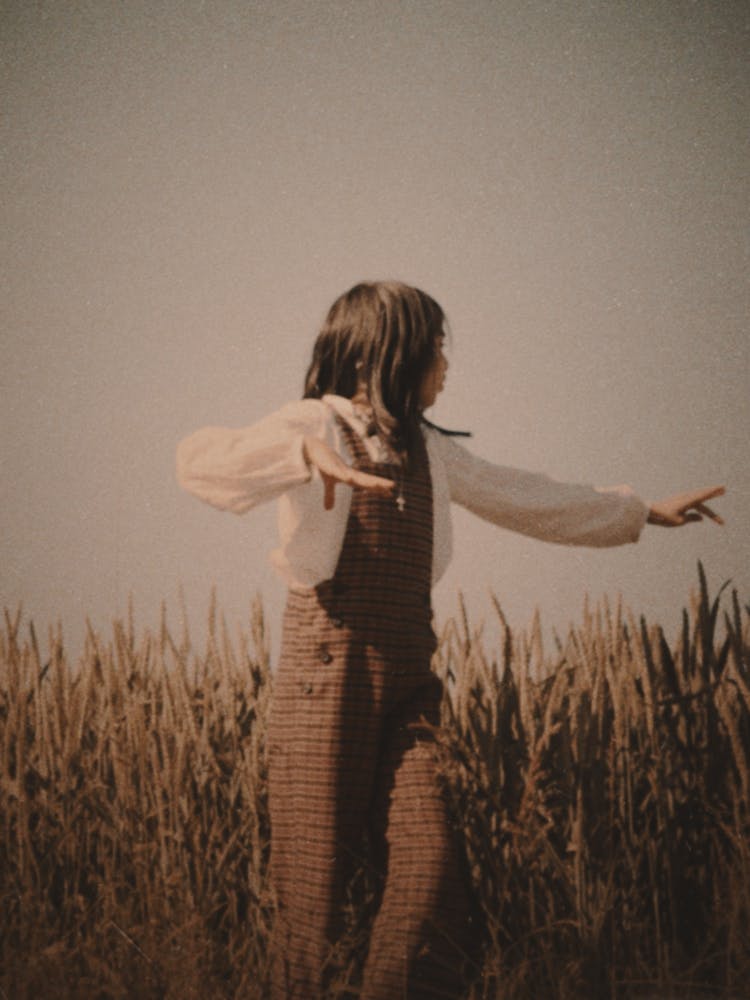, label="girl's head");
[303,281,448,459]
